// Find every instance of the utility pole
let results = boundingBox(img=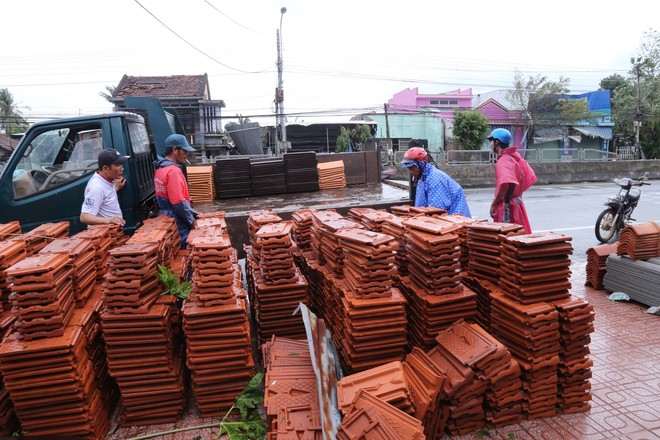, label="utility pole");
[384,103,391,153]
[634,64,642,159]
[275,7,287,151]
